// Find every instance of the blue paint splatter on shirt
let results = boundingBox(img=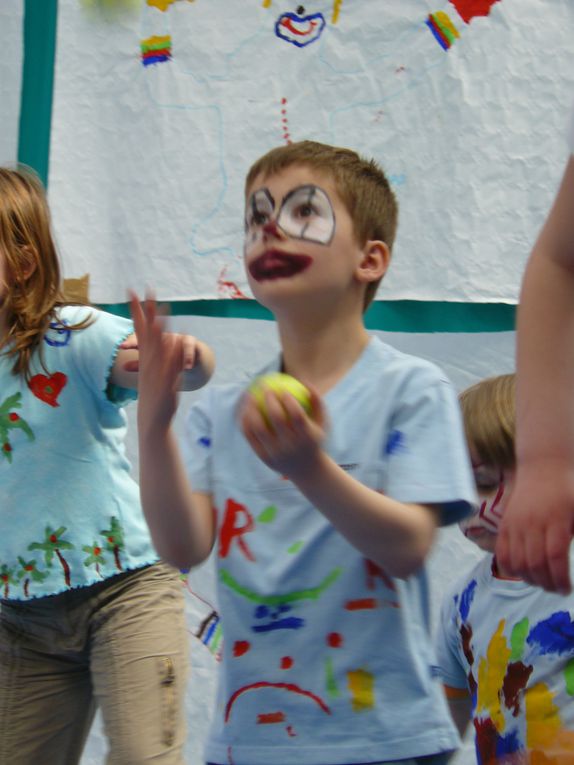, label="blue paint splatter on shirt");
[198,436,211,448]
[385,429,406,455]
[495,728,521,758]
[459,579,477,622]
[527,611,574,656]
